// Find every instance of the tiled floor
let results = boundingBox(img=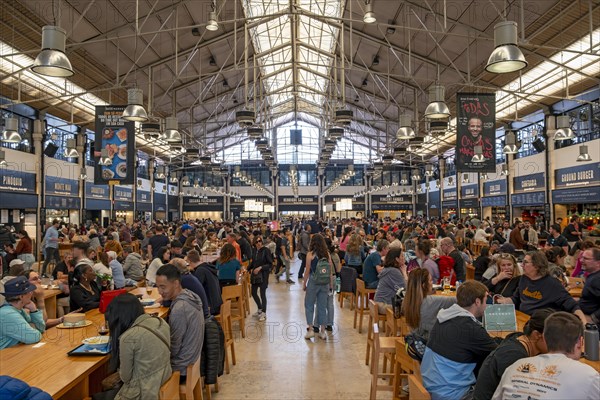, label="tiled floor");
[213,257,380,400]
